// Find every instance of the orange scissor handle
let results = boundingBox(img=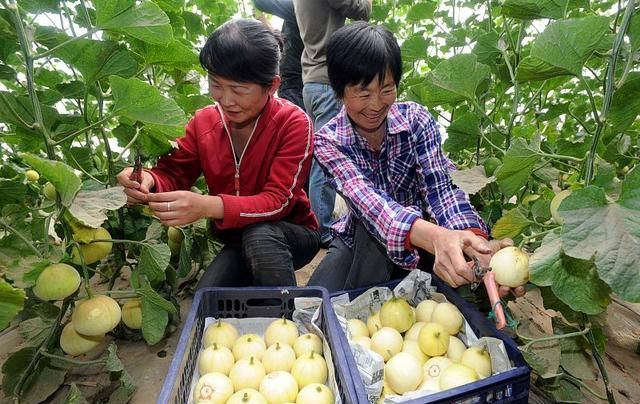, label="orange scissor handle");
[483,271,506,329]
